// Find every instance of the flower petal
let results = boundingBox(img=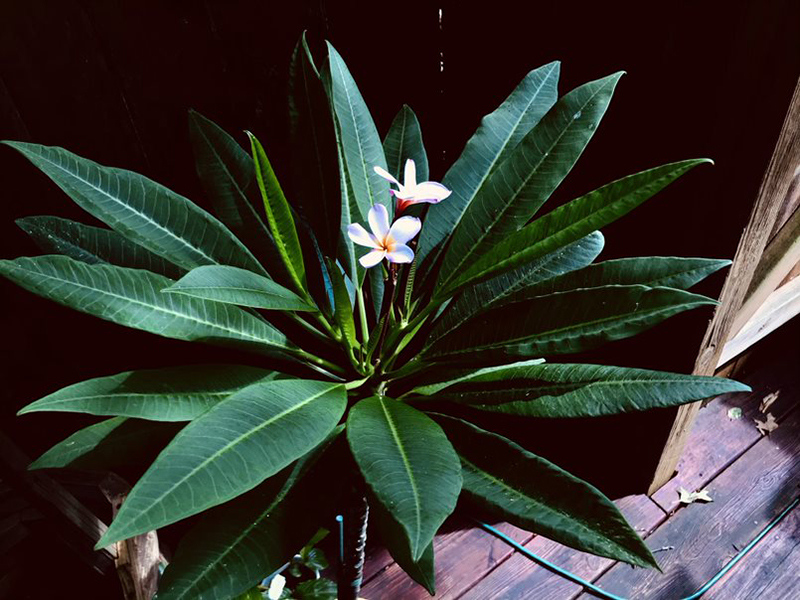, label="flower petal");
[373,165,400,186]
[386,244,415,264]
[368,204,391,240]
[359,249,386,268]
[404,158,417,188]
[410,181,452,203]
[347,223,380,249]
[388,216,422,244]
